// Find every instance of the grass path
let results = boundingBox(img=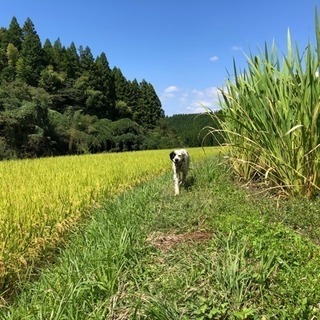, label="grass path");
[2,158,320,319]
